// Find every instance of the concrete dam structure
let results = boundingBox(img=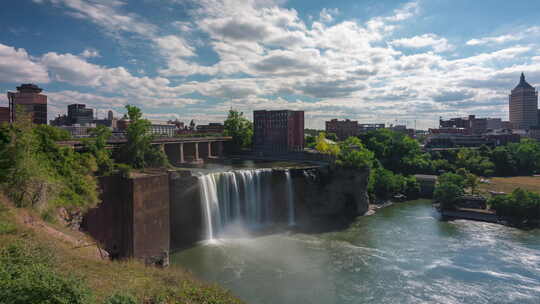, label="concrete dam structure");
[83,165,370,262]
